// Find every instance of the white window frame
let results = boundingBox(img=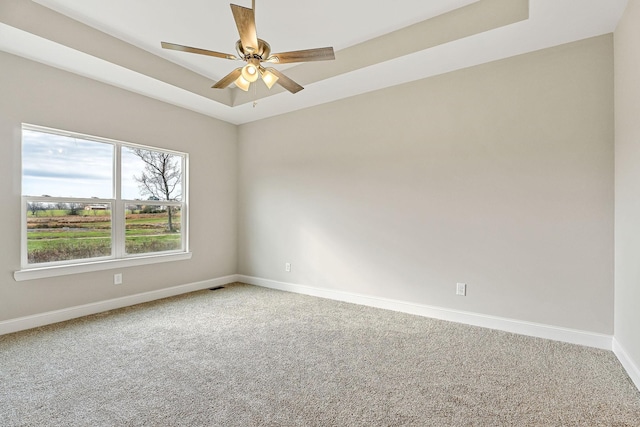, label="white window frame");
[15,124,191,282]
